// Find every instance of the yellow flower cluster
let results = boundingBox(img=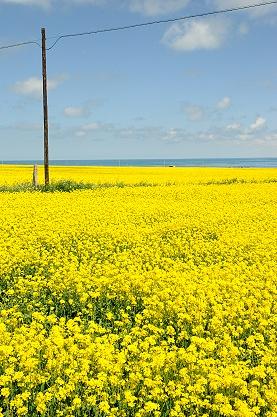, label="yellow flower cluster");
[0,167,276,417]
[0,164,276,186]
